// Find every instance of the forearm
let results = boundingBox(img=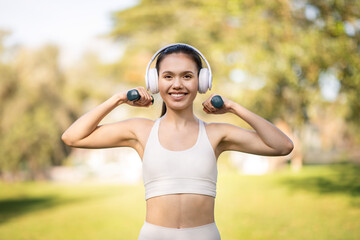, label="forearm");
[62,93,124,143]
[229,102,294,154]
